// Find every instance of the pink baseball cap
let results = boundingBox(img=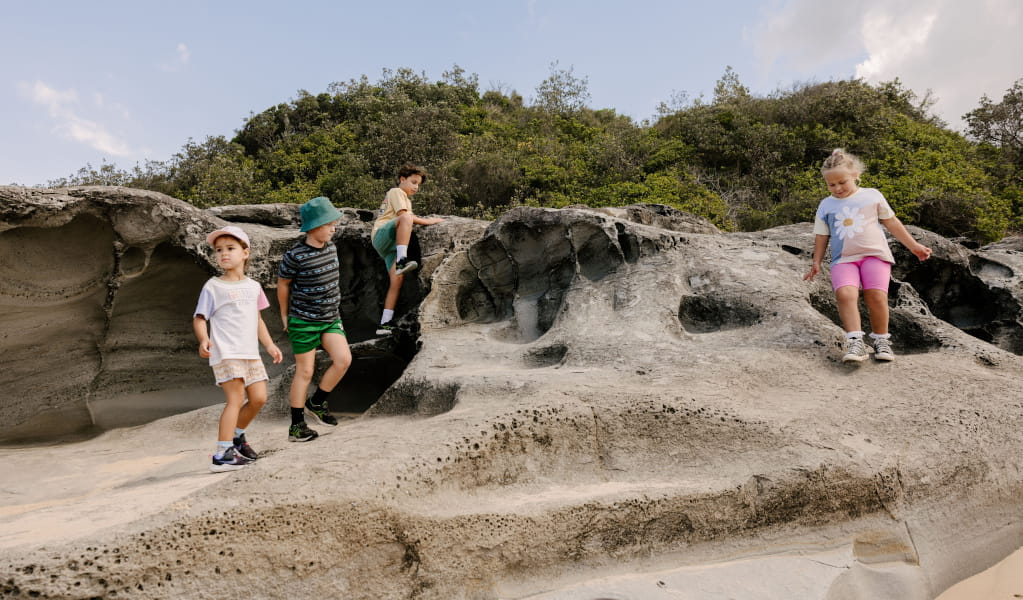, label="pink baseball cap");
[206,225,250,248]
